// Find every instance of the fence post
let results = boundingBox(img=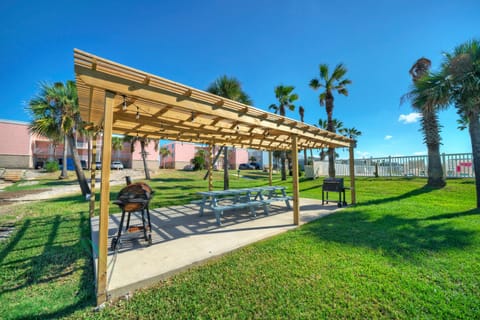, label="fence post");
[389,156,392,177]
[442,153,447,180]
